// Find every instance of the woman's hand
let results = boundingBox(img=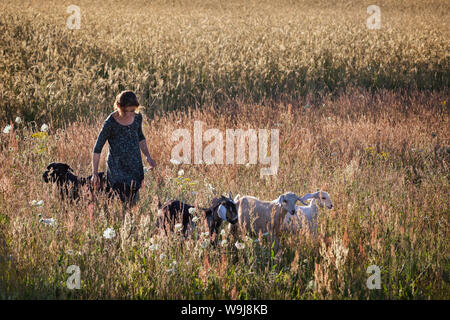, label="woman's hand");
[91,173,100,191]
[146,156,156,170]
